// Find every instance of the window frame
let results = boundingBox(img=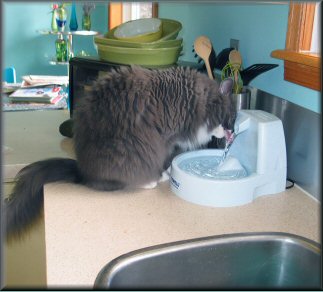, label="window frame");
[108,3,158,29]
[271,2,321,91]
